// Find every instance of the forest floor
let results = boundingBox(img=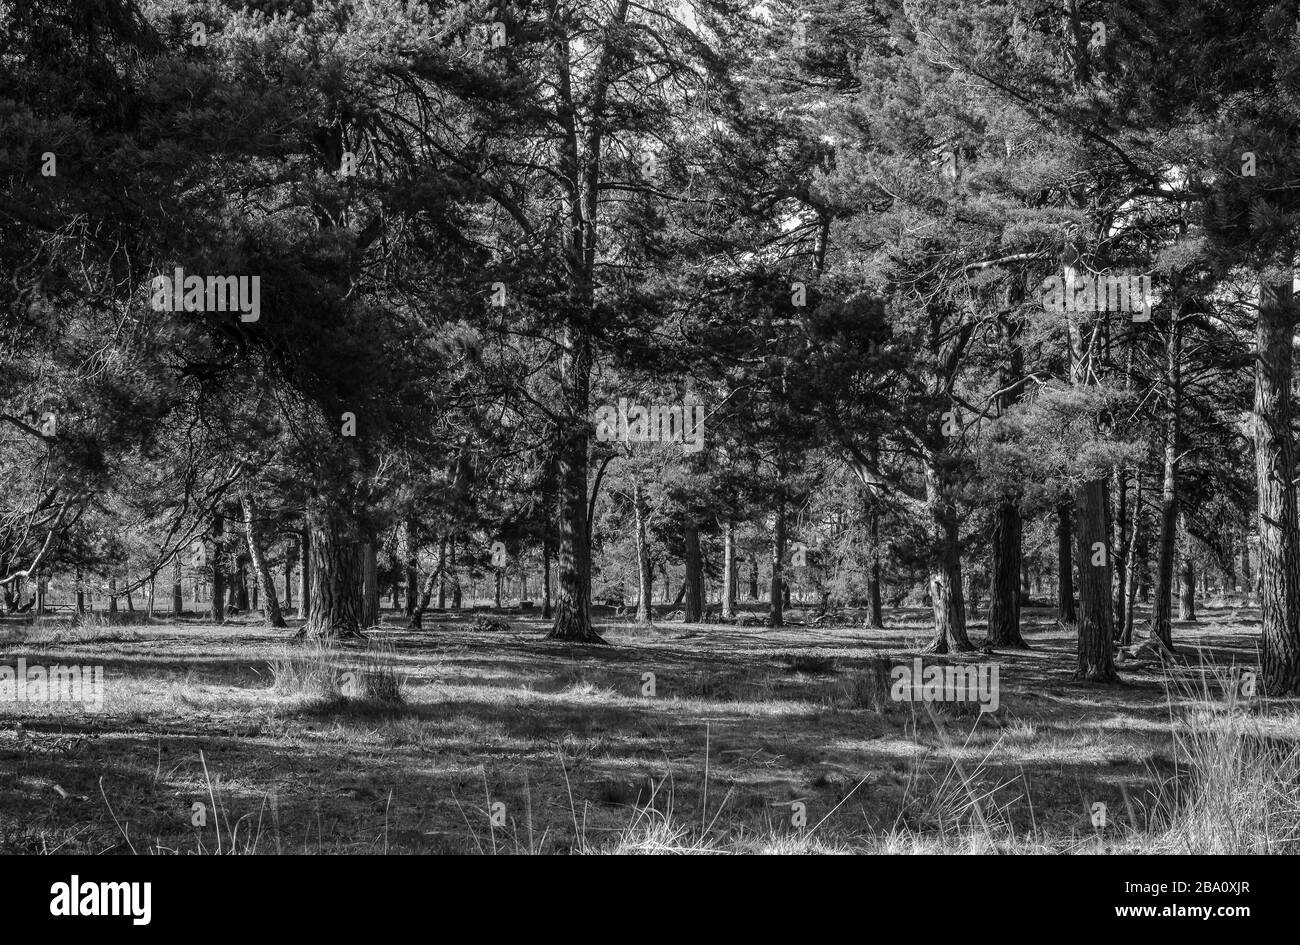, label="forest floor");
[0,601,1283,854]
